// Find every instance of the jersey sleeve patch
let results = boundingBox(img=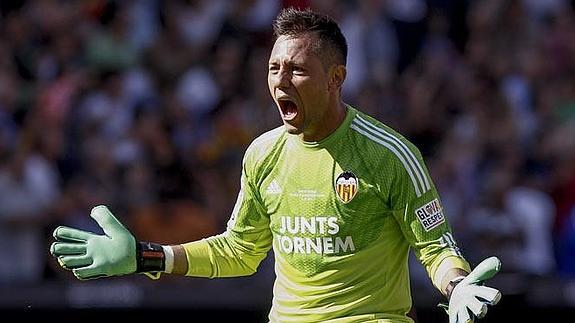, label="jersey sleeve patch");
[415,198,445,231]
